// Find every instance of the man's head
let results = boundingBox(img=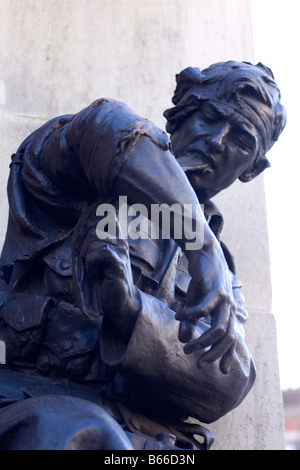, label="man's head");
[164,61,286,202]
